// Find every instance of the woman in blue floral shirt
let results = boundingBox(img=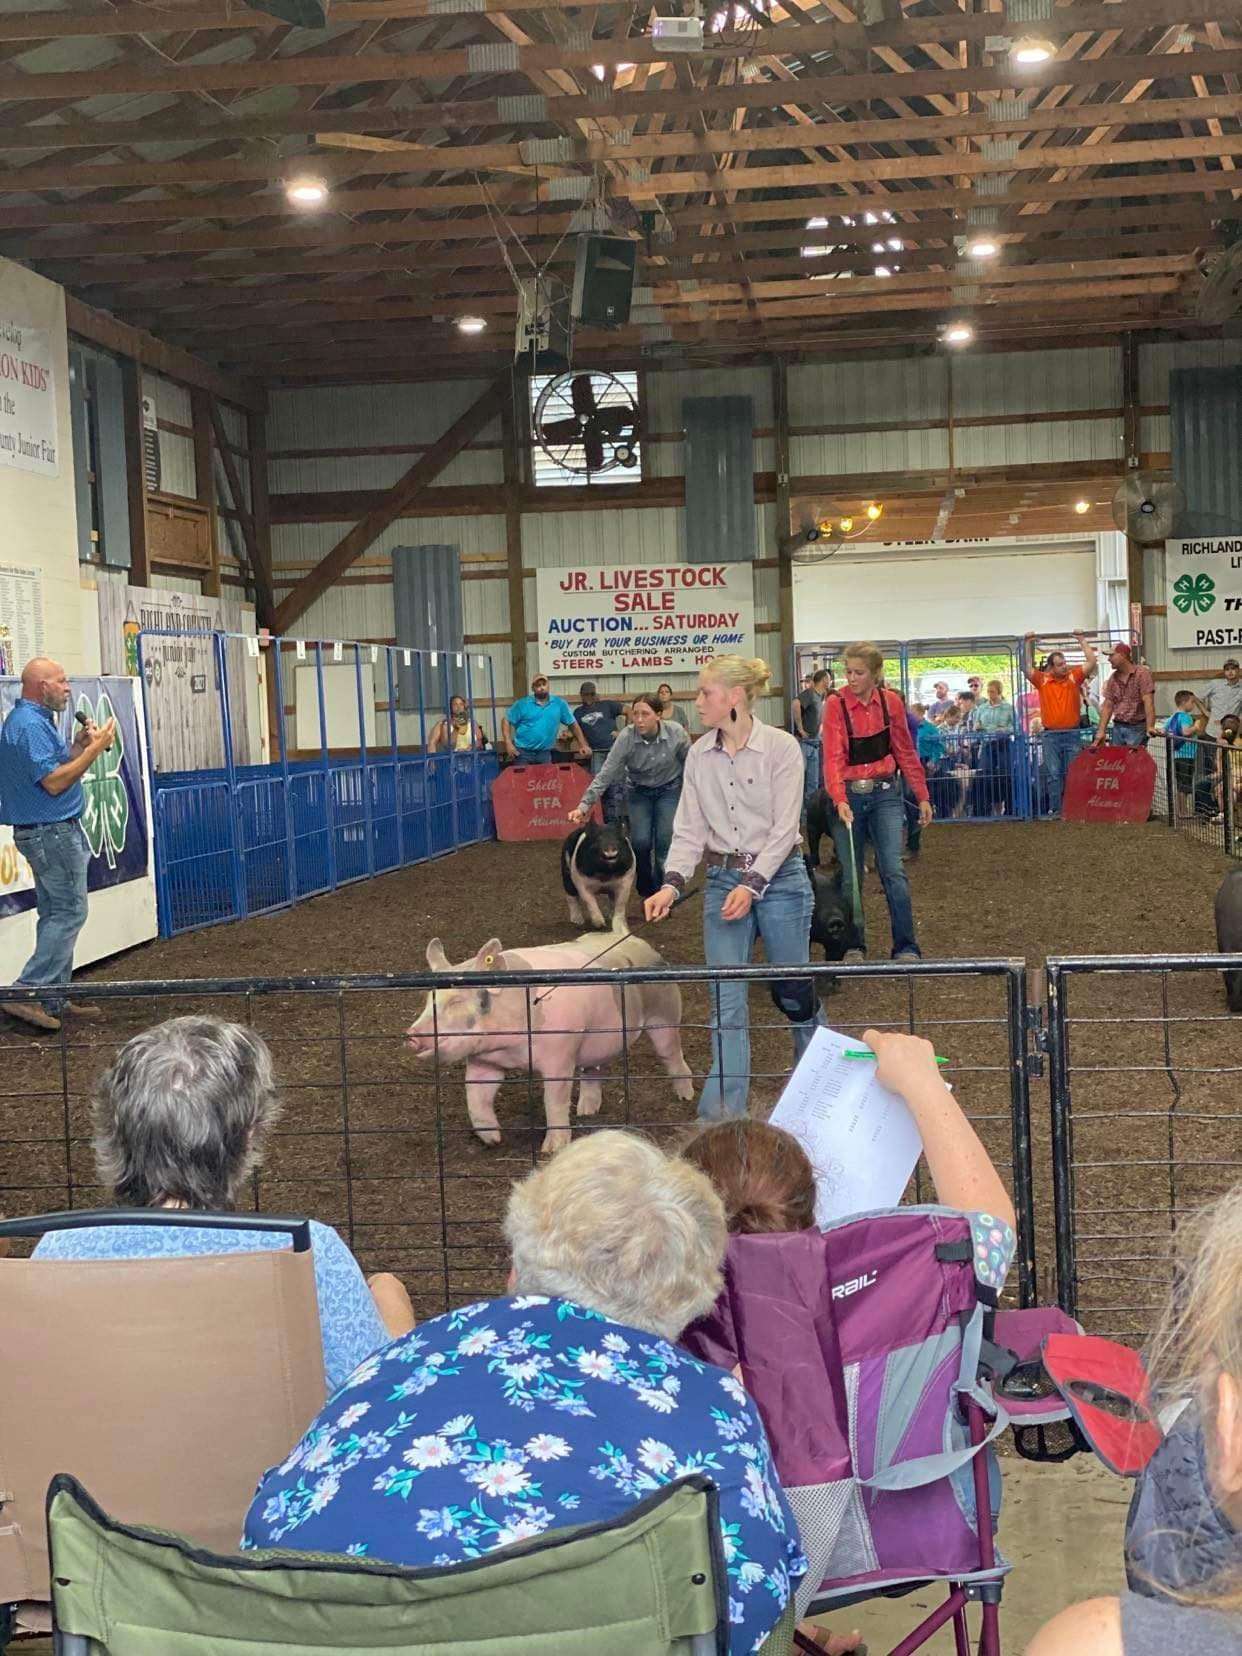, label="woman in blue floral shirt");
[245,1131,806,1654]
